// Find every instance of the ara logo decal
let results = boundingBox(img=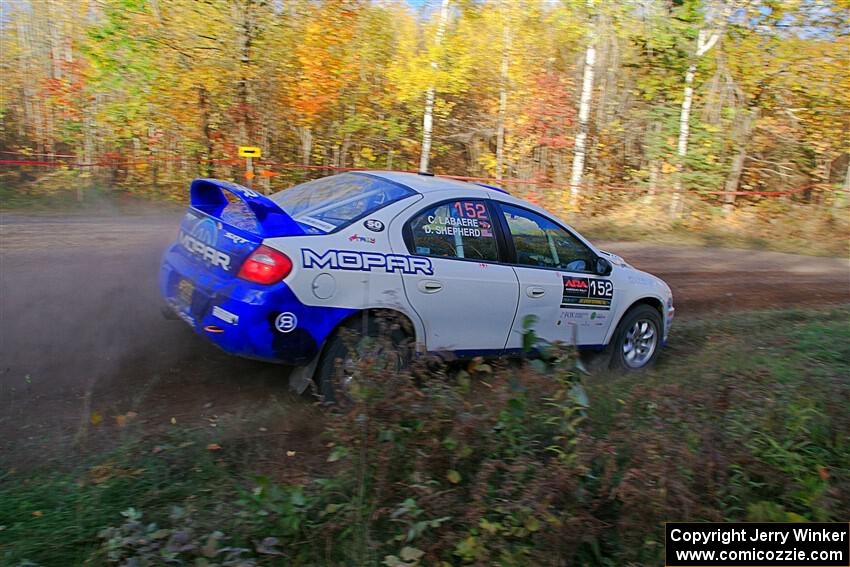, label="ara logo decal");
[562,277,590,297]
[301,249,433,275]
[179,216,231,270]
[363,219,385,232]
